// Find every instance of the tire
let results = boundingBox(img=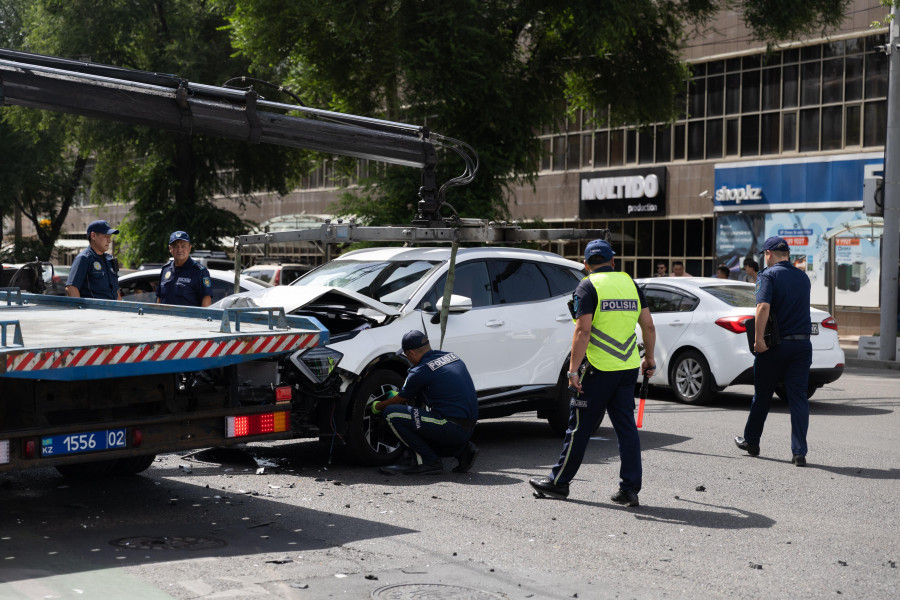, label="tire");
[56,459,117,478]
[109,454,156,475]
[345,370,405,466]
[56,454,157,478]
[670,350,715,404]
